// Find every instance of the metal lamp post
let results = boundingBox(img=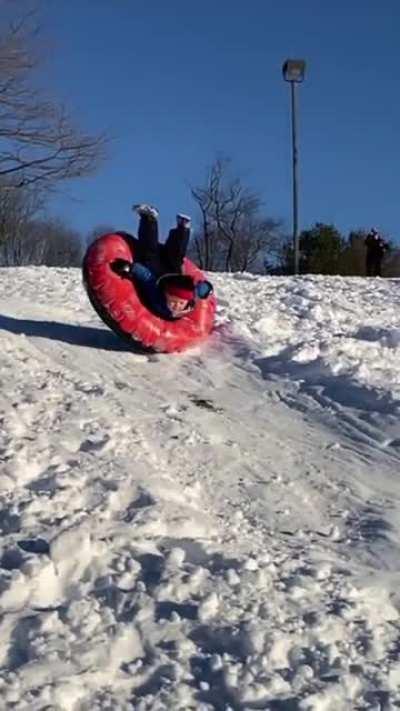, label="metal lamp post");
[282,59,306,275]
